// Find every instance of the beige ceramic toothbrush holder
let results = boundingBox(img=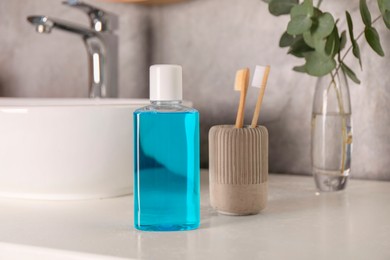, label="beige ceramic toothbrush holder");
[209,125,268,215]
